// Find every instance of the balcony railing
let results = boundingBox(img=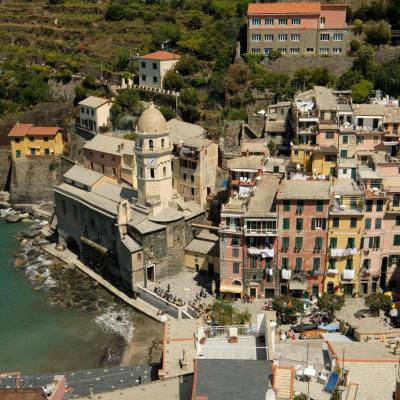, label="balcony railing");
[220,225,243,233]
[342,269,355,280]
[230,179,256,187]
[244,227,277,236]
[330,248,358,257]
